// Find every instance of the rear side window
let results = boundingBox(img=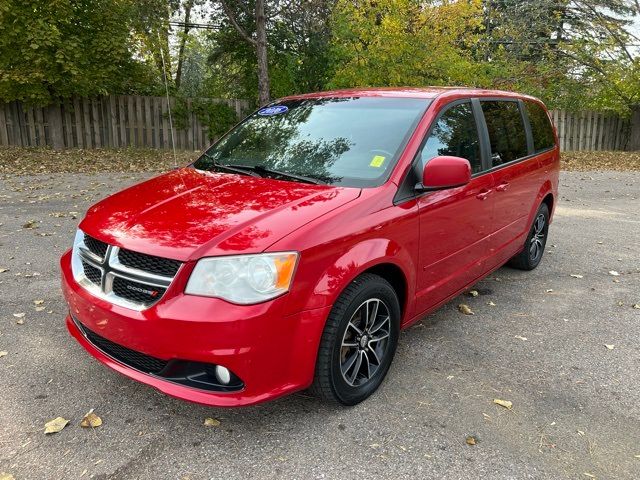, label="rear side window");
[420,101,482,173]
[481,101,528,165]
[524,100,555,151]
